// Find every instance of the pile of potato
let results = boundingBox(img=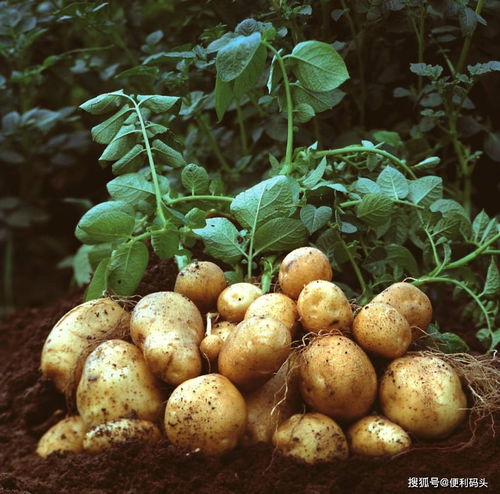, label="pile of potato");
[37,247,468,464]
